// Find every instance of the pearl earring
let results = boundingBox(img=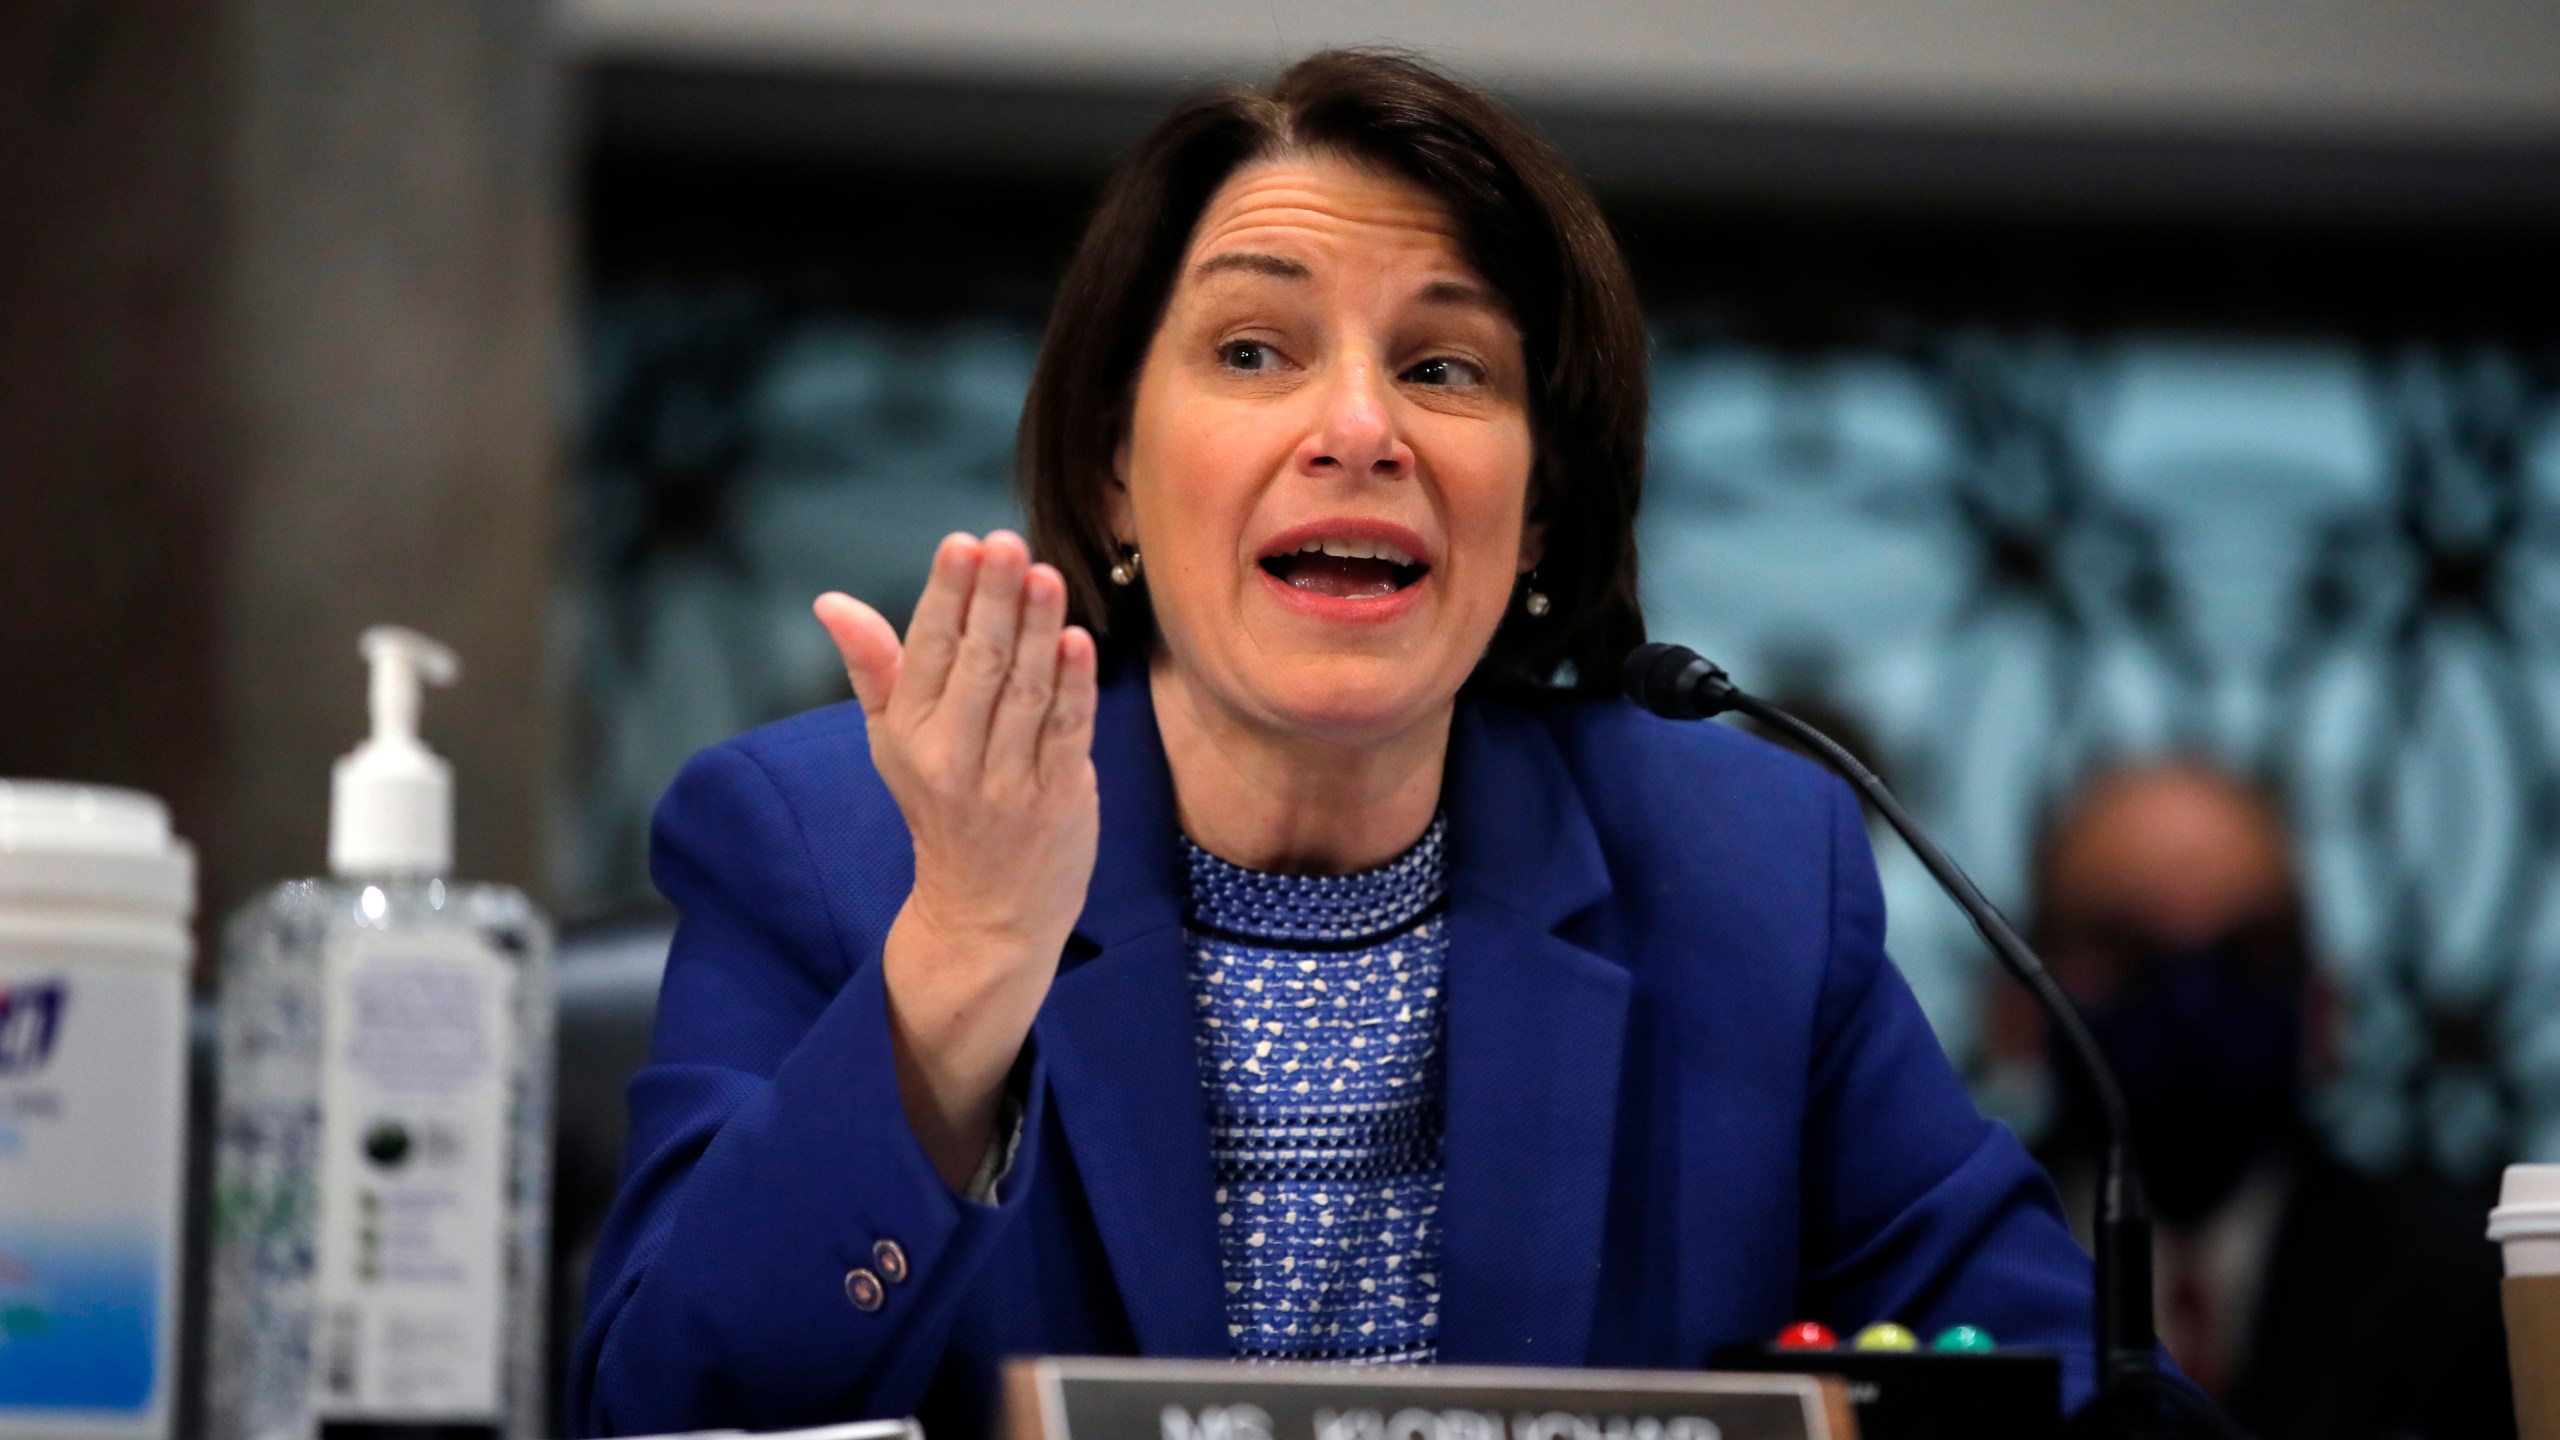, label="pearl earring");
[1109,547,1143,586]
[1523,571,1551,617]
